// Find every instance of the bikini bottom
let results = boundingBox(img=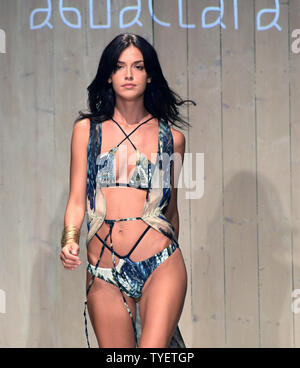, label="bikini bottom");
[87,240,179,299]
